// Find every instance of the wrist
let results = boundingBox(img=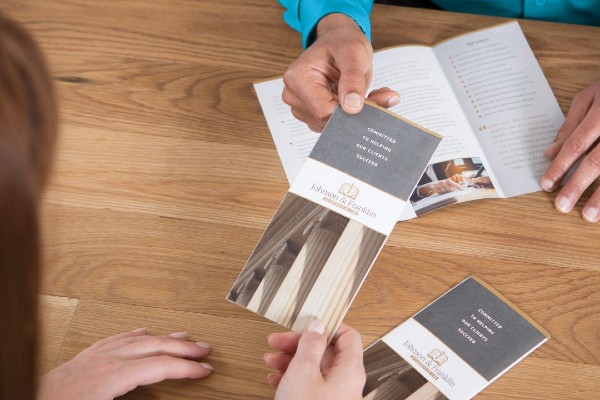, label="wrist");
[316,13,363,39]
